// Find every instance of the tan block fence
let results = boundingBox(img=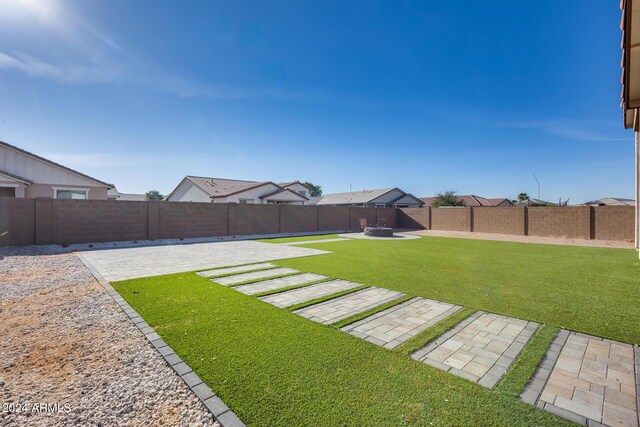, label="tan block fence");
[0,198,398,246]
[0,198,634,247]
[398,206,635,242]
